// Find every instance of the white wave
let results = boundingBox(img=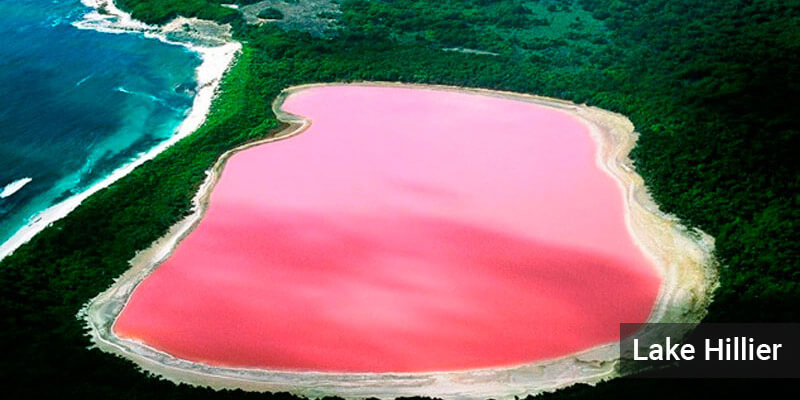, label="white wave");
[116,86,182,112]
[75,74,93,87]
[0,178,33,199]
